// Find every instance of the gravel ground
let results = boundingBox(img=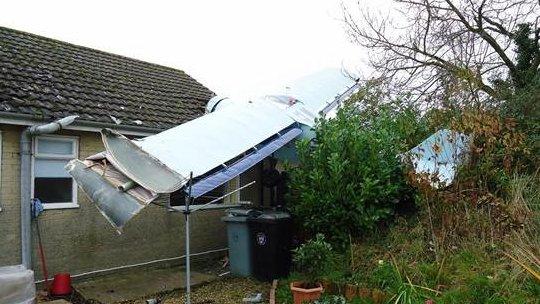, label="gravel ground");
[39,275,270,304]
[162,277,271,304]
